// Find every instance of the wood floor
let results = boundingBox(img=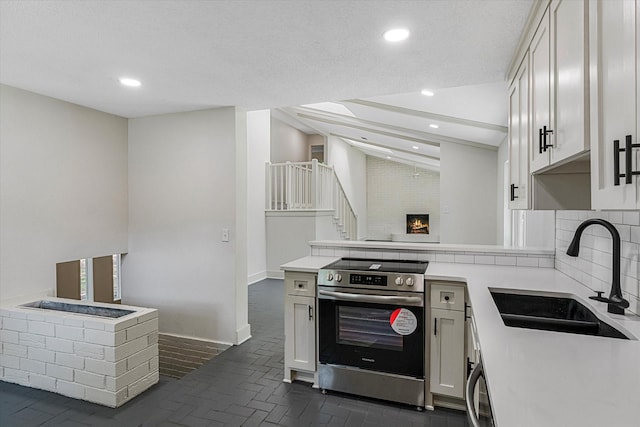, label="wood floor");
[159,334,230,379]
